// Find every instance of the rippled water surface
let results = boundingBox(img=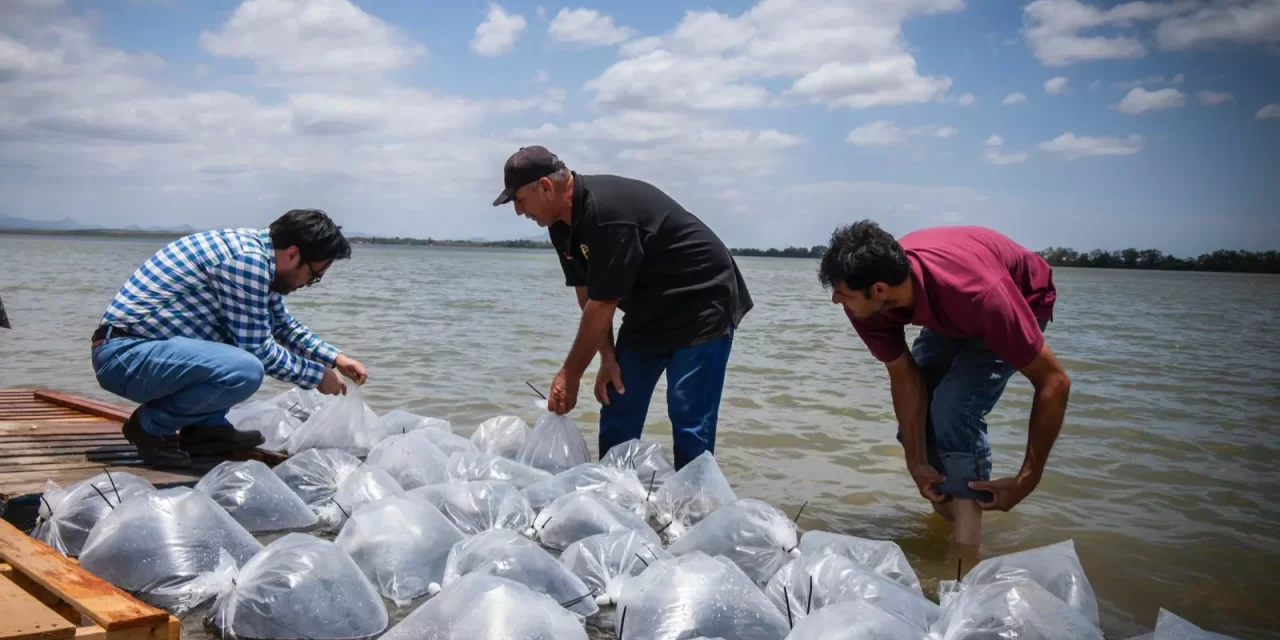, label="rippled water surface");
[1,235,1277,638]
